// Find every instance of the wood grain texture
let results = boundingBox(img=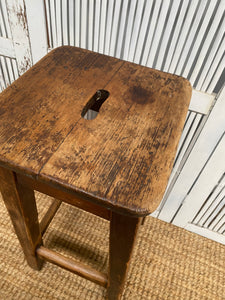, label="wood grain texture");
[0,46,123,175]
[0,46,192,216]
